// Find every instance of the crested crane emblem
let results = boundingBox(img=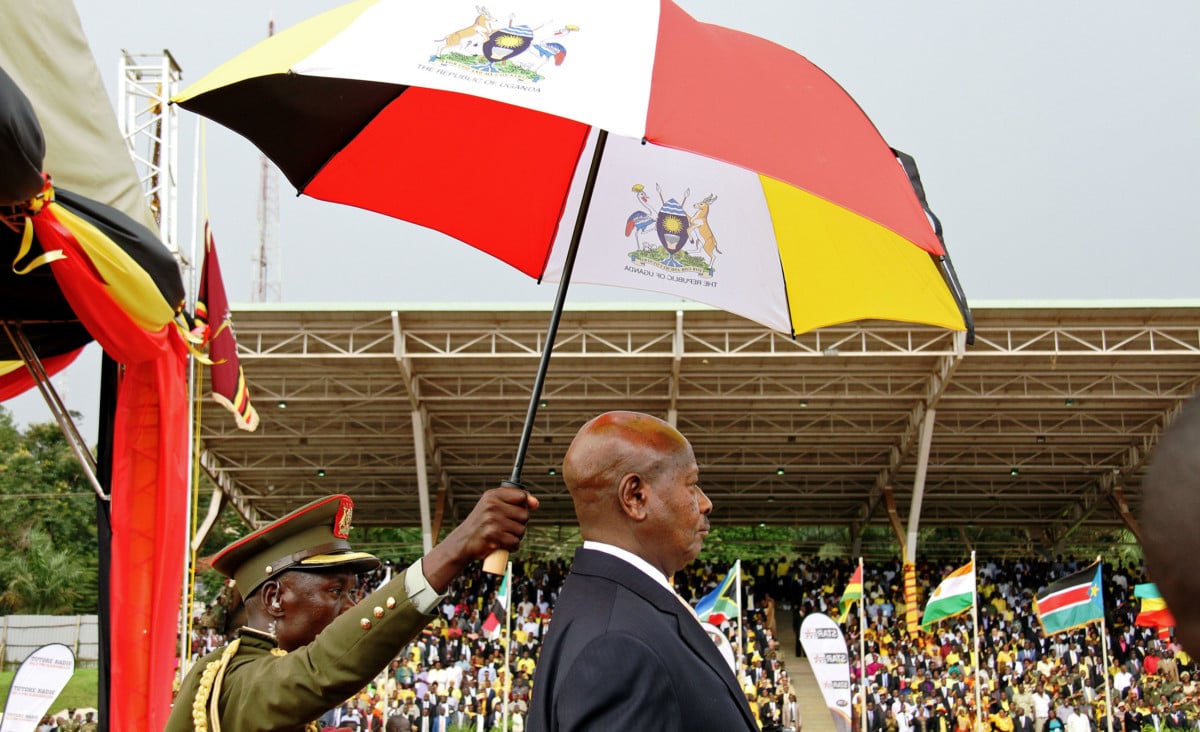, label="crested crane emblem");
[624,183,723,278]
